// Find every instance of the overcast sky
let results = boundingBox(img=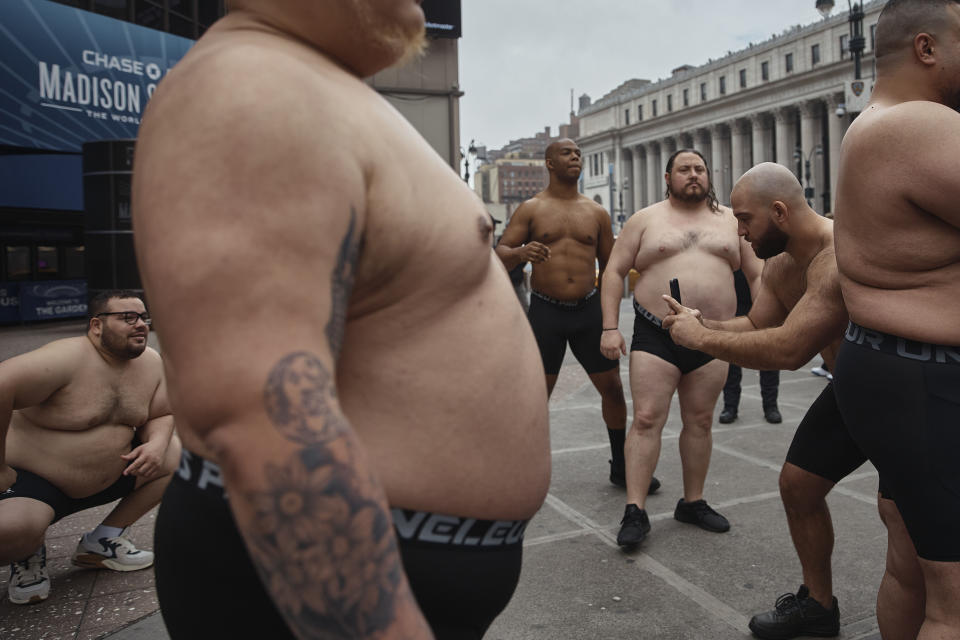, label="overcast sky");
[458,1,832,154]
